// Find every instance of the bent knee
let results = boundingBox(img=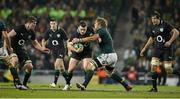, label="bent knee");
[85,61,96,71]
